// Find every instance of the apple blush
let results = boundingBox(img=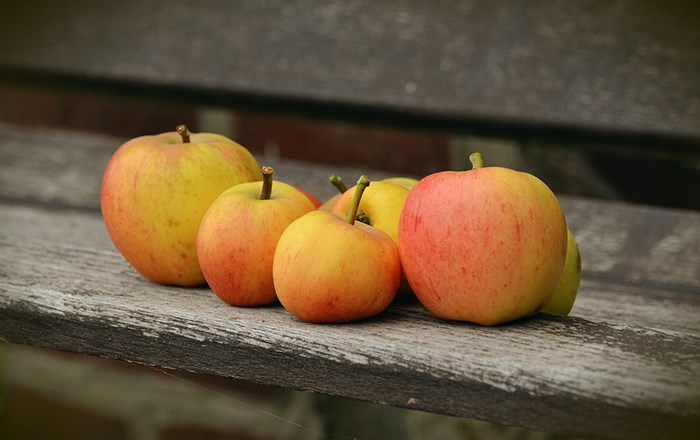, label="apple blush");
[398,152,568,325]
[197,166,315,306]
